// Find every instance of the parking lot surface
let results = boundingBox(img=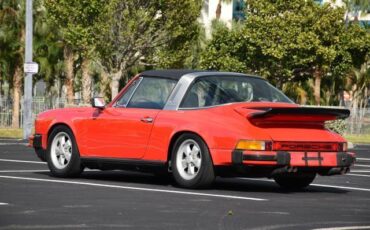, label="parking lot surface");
[0,140,370,230]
